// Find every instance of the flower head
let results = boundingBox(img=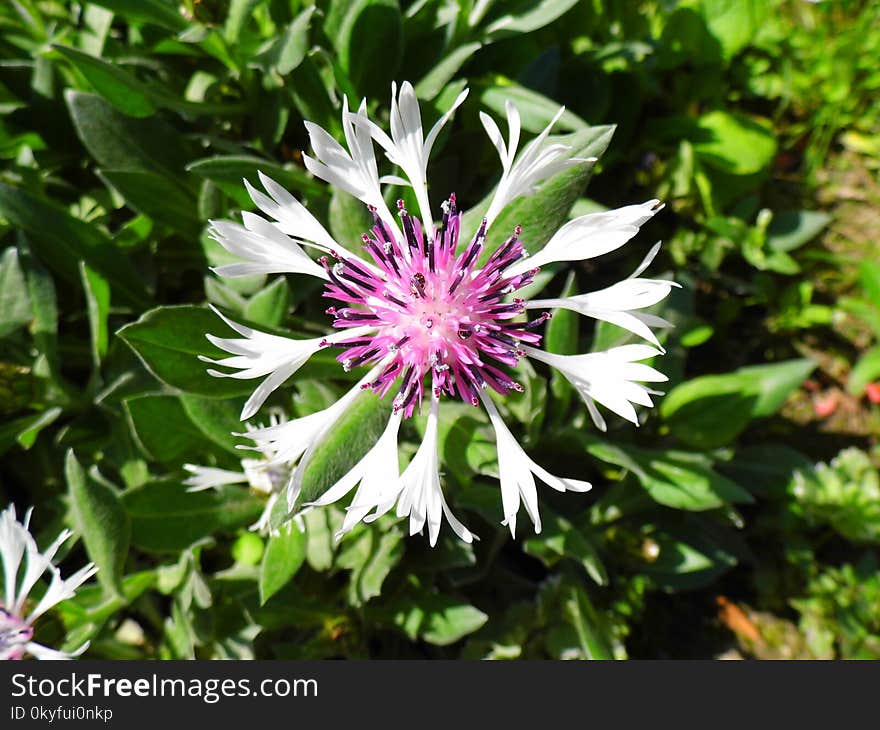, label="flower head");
[0,504,97,660]
[203,82,672,544]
